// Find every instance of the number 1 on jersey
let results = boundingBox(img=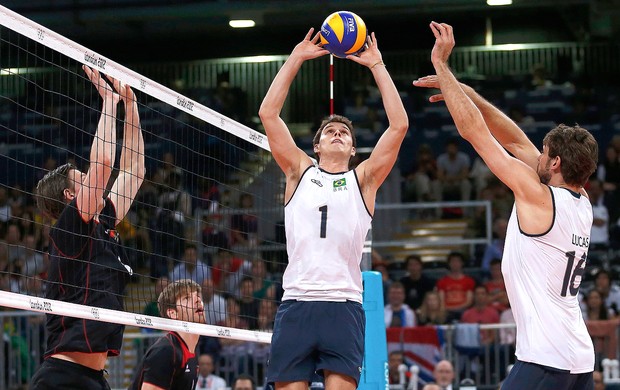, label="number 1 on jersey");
[560,250,586,297]
[318,205,327,238]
